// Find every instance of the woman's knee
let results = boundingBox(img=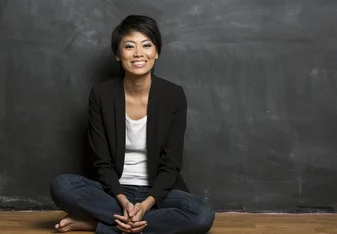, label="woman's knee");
[50,174,82,199]
[176,191,215,231]
[185,195,215,232]
[195,203,215,231]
